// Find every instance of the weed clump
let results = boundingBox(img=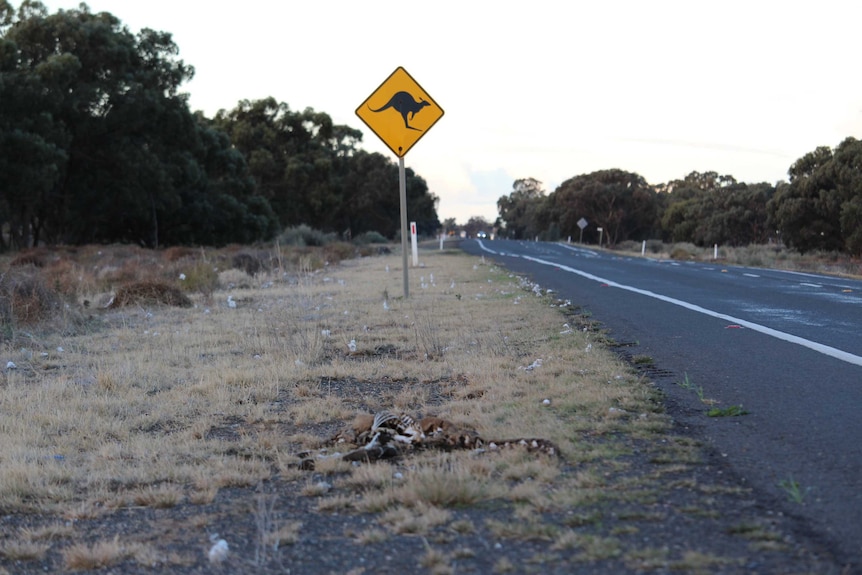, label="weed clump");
[324,242,357,264]
[108,280,192,308]
[181,262,220,297]
[8,250,46,268]
[354,231,389,245]
[232,251,270,276]
[0,269,62,324]
[278,224,337,247]
[669,244,698,260]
